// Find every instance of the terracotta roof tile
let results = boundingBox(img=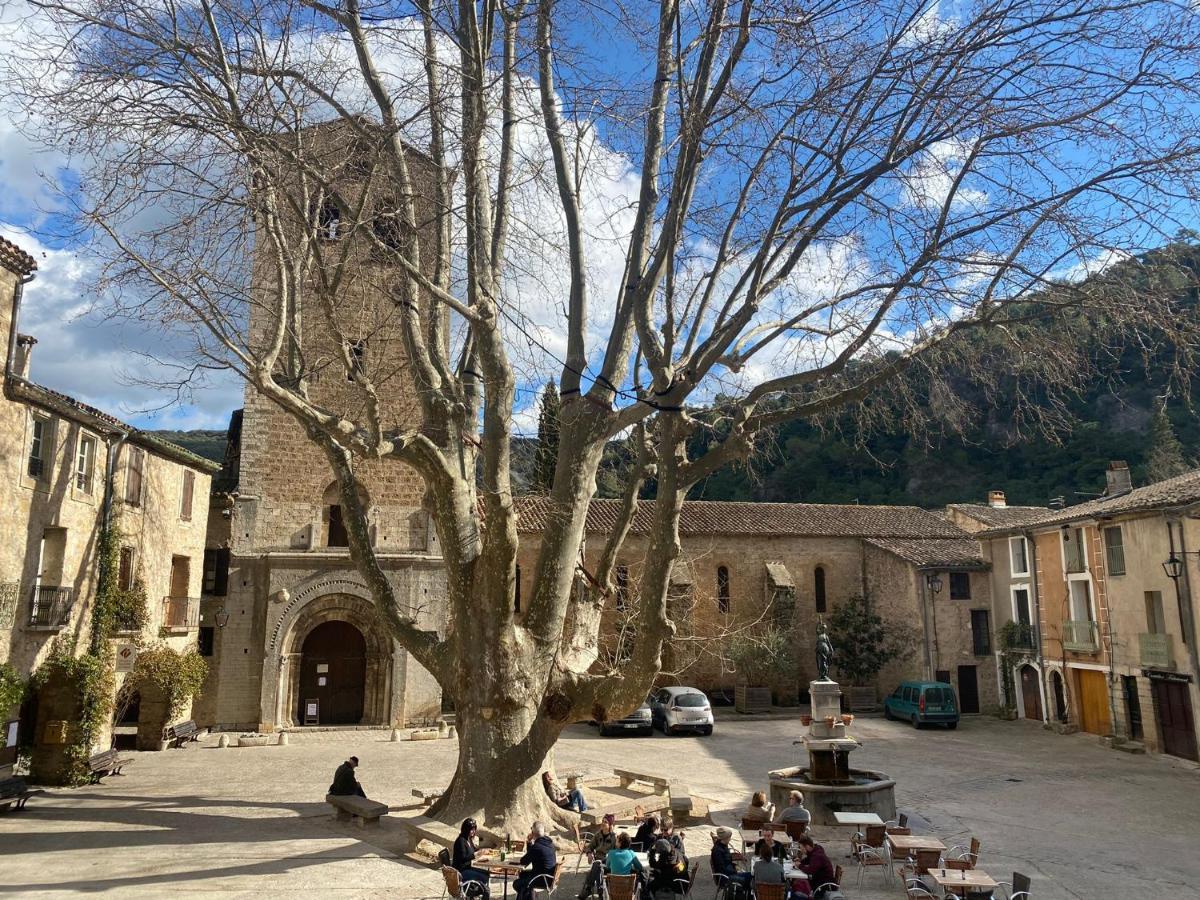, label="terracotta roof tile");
[866,537,988,570]
[946,503,1050,529]
[0,236,36,276]
[976,467,1200,535]
[515,497,968,539]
